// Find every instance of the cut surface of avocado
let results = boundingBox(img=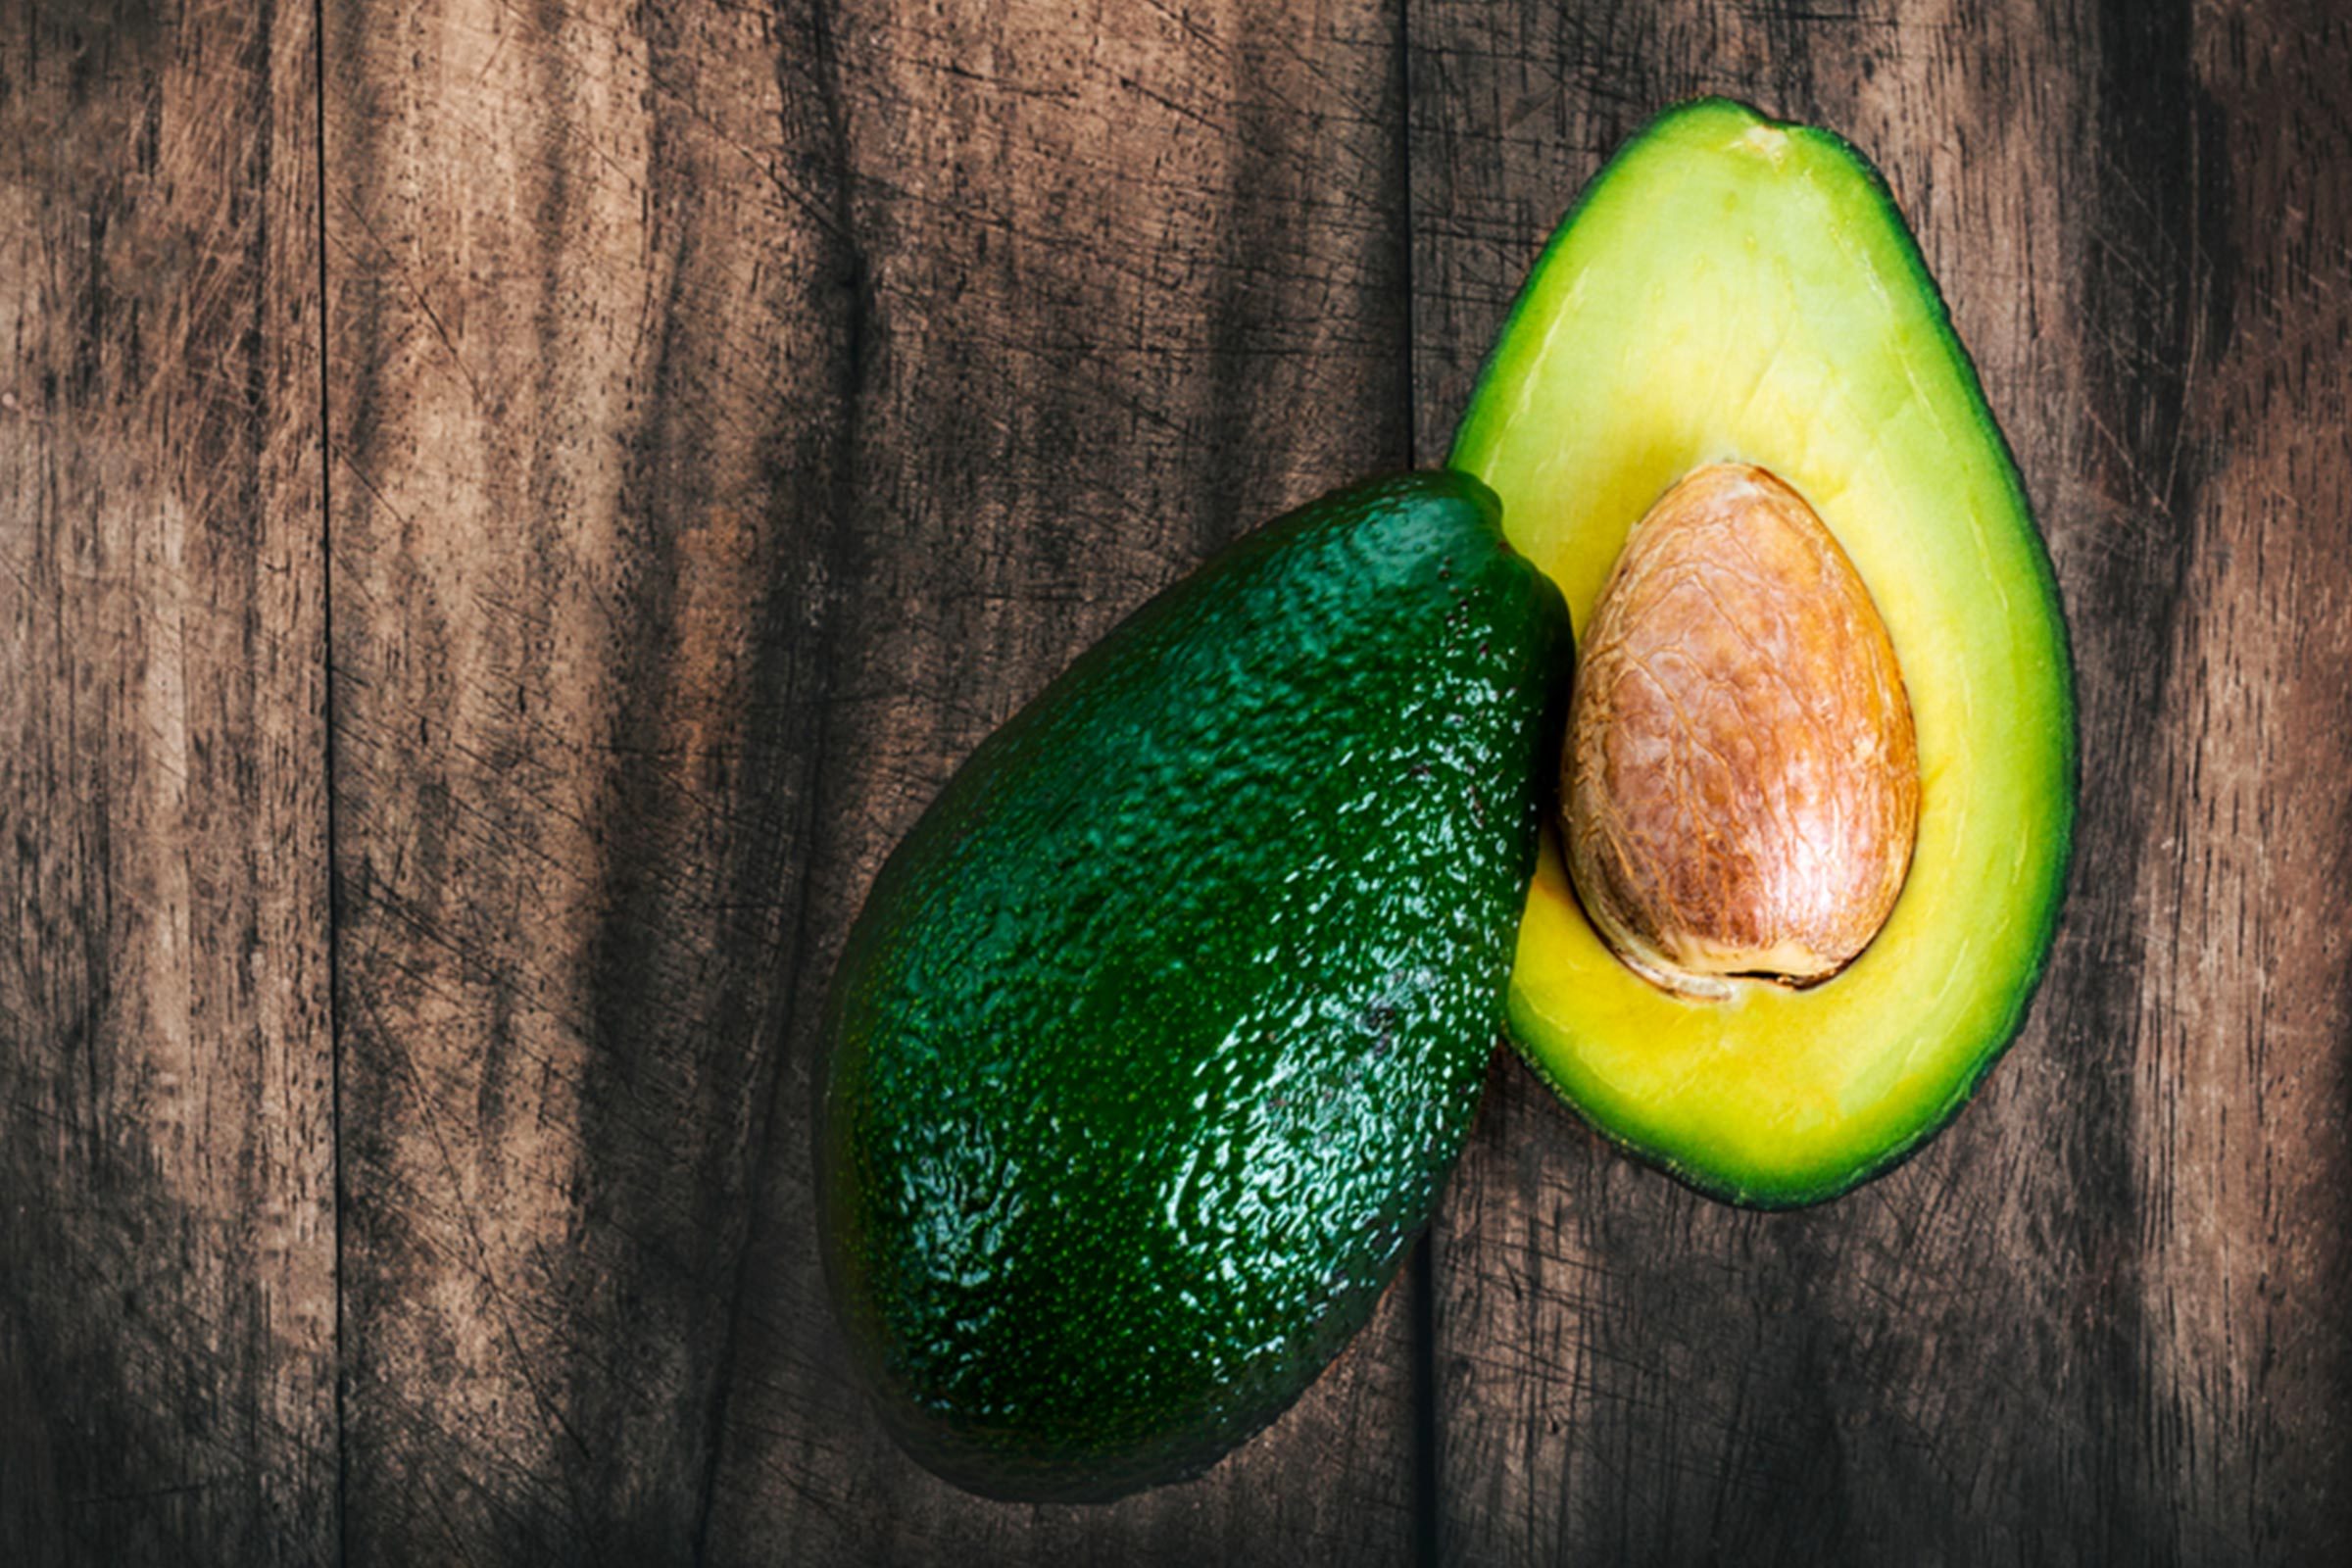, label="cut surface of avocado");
[1453,98,2075,1207]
